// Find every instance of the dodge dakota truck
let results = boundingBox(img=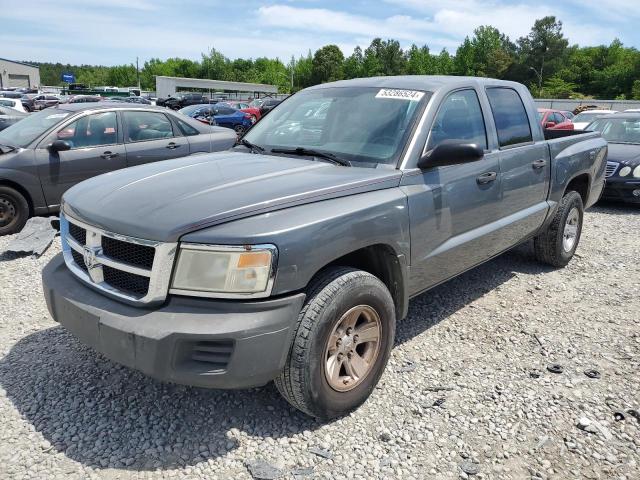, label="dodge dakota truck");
[42,76,607,419]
